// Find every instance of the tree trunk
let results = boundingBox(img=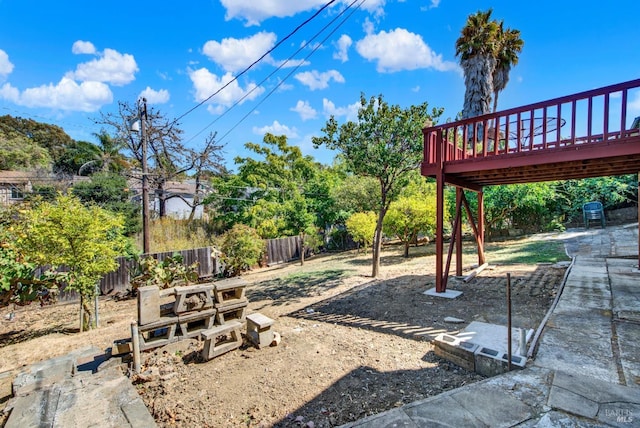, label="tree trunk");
[79,295,94,332]
[404,241,410,258]
[299,233,305,266]
[461,54,496,120]
[371,206,387,278]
